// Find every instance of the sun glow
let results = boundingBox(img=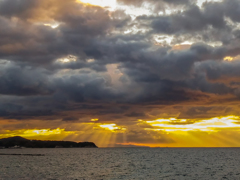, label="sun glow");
[77,0,117,10]
[1,116,240,147]
[56,55,77,63]
[0,128,75,140]
[144,116,240,132]
[224,56,234,61]
[99,124,126,132]
[44,23,60,29]
[27,129,62,136]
